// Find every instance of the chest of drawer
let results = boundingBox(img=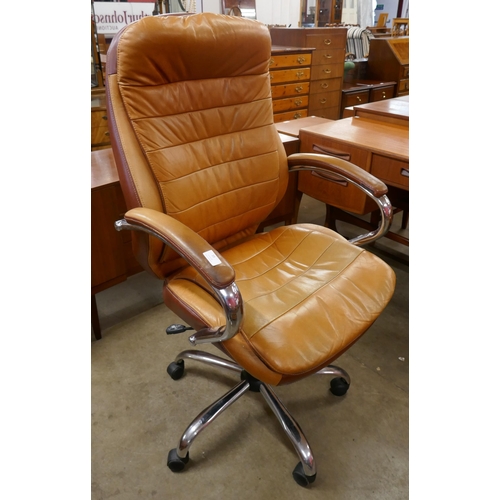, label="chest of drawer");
[272,95,309,113]
[270,53,312,68]
[270,68,311,84]
[271,82,310,99]
[371,154,409,190]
